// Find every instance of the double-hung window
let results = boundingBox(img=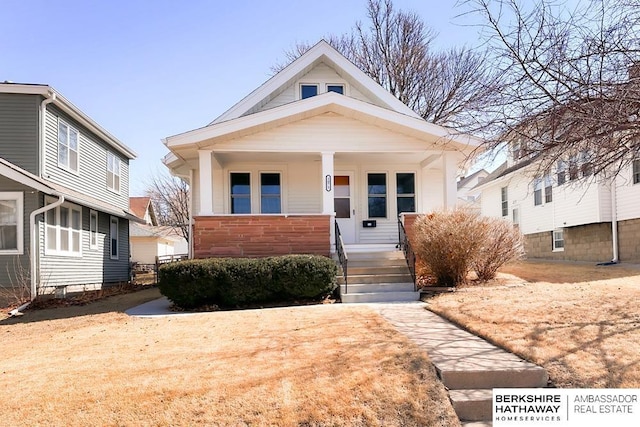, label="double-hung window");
[0,192,23,254]
[89,210,98,249]
[557,160,567,185]
[501,187,508,216]
[396,173,415,214]
[367,173,387,218]
[45,201,82,256]
[107,152,120,193]
[230,173,251,214]
[533,178,543,206]
[544,175,553,203]
[633,159,640,184]
[552,229,565,251]
[327,84,344,94]
[301,84,318,99]
[110,216,118,259]
[58,120,79,173]
[260,173,281,214]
